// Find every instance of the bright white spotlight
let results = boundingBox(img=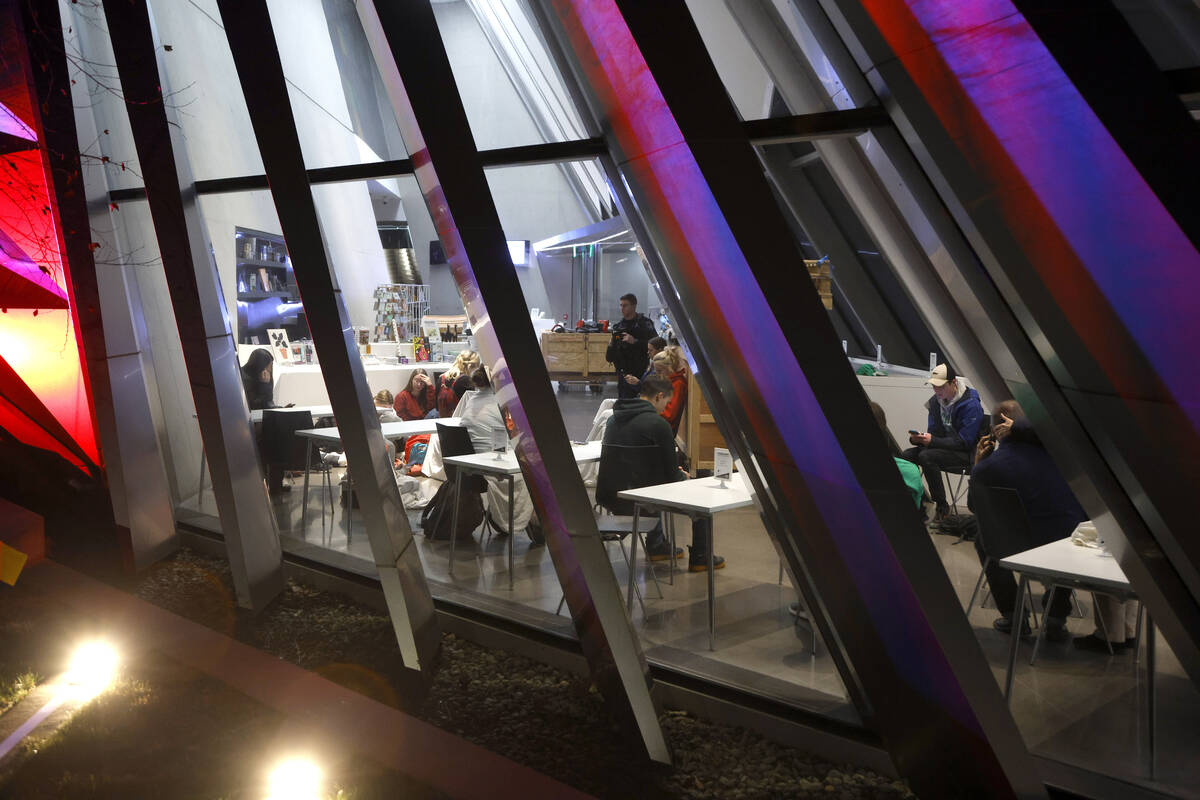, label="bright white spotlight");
[64,640,120,699]
[266,757,323,800]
